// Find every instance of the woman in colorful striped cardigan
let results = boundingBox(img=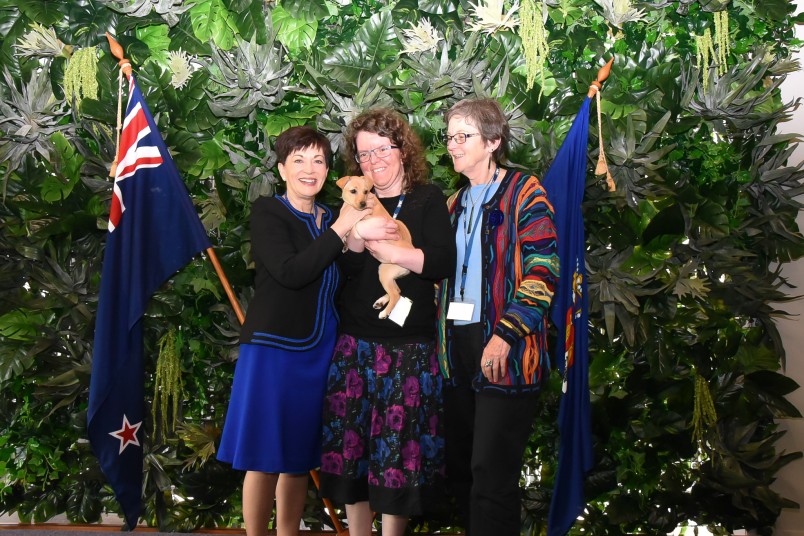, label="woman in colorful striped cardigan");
[436,98,560,536]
